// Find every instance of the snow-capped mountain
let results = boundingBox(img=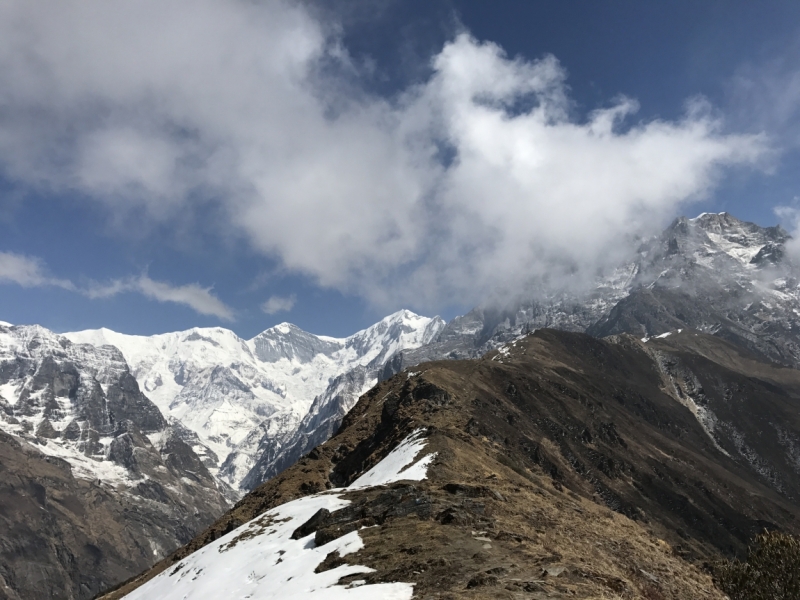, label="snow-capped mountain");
[65,310,445,492]
[387,212,800,371]
[0,323,230,599]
